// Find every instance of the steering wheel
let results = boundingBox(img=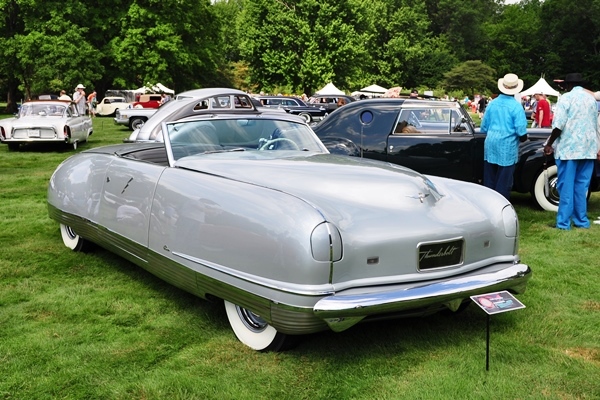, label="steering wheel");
[258,138,300,151]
